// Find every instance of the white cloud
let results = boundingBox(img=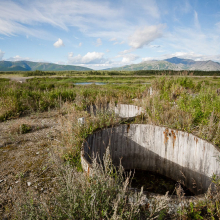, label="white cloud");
[7,55,30,61]
[113,41,125,45]
[68,51,105,64]
[96,38,102,46]
[68,52,74,57]
[171,52,199,58]
[142,57,155,62]
[164,52,220,62]
[78,42,82,47]
[0,0,124,38]
[110,37,117,41]
[55,61,66,65]
[121,54,139,63]
[129,24,165,49]
[13,55,22,61]
[53,38,64,48]
[0,49,5,60]
[118,49,134,55]
[194,11,200,29]
[141,52,220,63]
[0,17,51,39]
[165,25,220,57]
[0,0,161,43]
[106,49,110,53]
[126,0,160,19]
[149,45,161,48]
[93,64,111,67]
